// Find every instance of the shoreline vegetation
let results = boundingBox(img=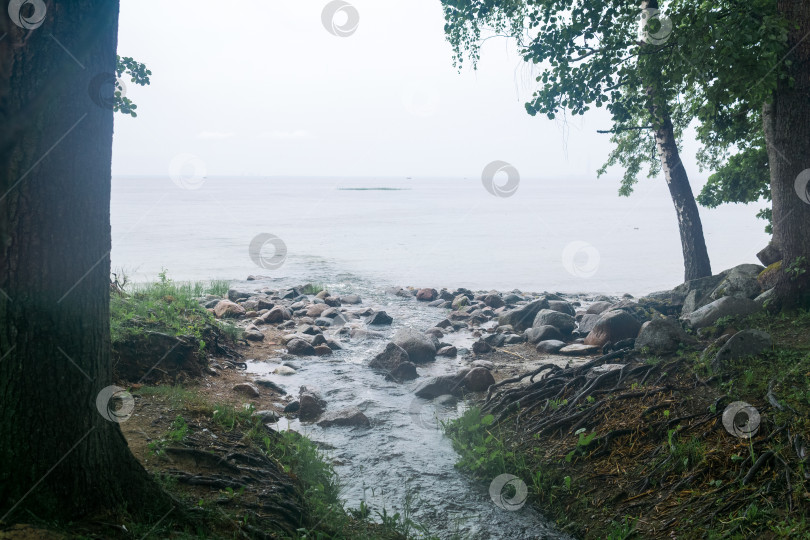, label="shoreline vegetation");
[16,265,808,539]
